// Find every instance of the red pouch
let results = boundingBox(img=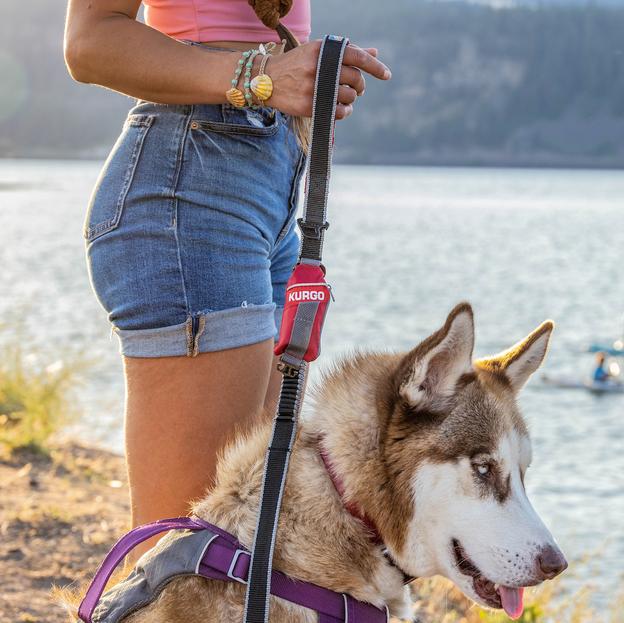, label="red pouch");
[274,263,331,363]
